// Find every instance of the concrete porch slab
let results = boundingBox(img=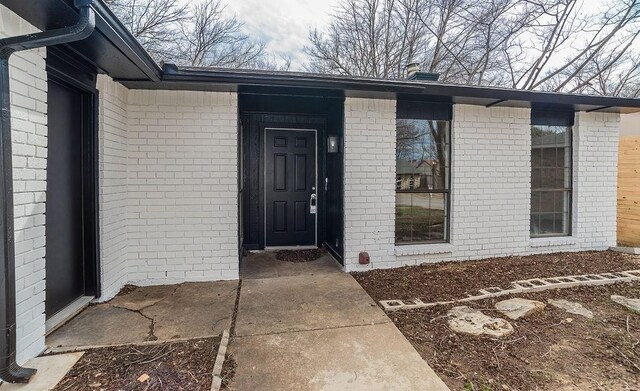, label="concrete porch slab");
[228,323,449,391]
[0,352,83,390]
[235,272,390,336]
[46,305,151,347]
[46,280,238,348]
[241,252,342,280]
